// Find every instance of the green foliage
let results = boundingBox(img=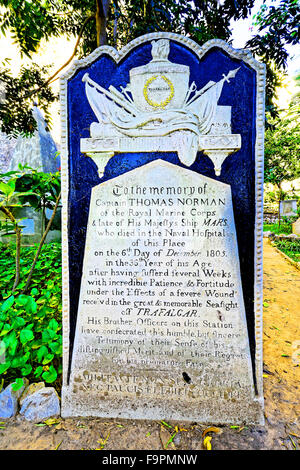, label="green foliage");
[246,0,300,117]
[0,0,66,57]
[14,168,61,212]
[1,0,298,140]
[0,0,298,133]
[0,1,256,56]
[0,242,61,297]
[0,0,257,135]
[106,0,255,50]
[264,80,300,188]
[264,189,299,205]
[0,63,58,137]
[0,166,61,291]
[0,164,60,221]
[0,165,61,234]
[247,0,299,69]
[0,165,38,208]
[0,242,62,389]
